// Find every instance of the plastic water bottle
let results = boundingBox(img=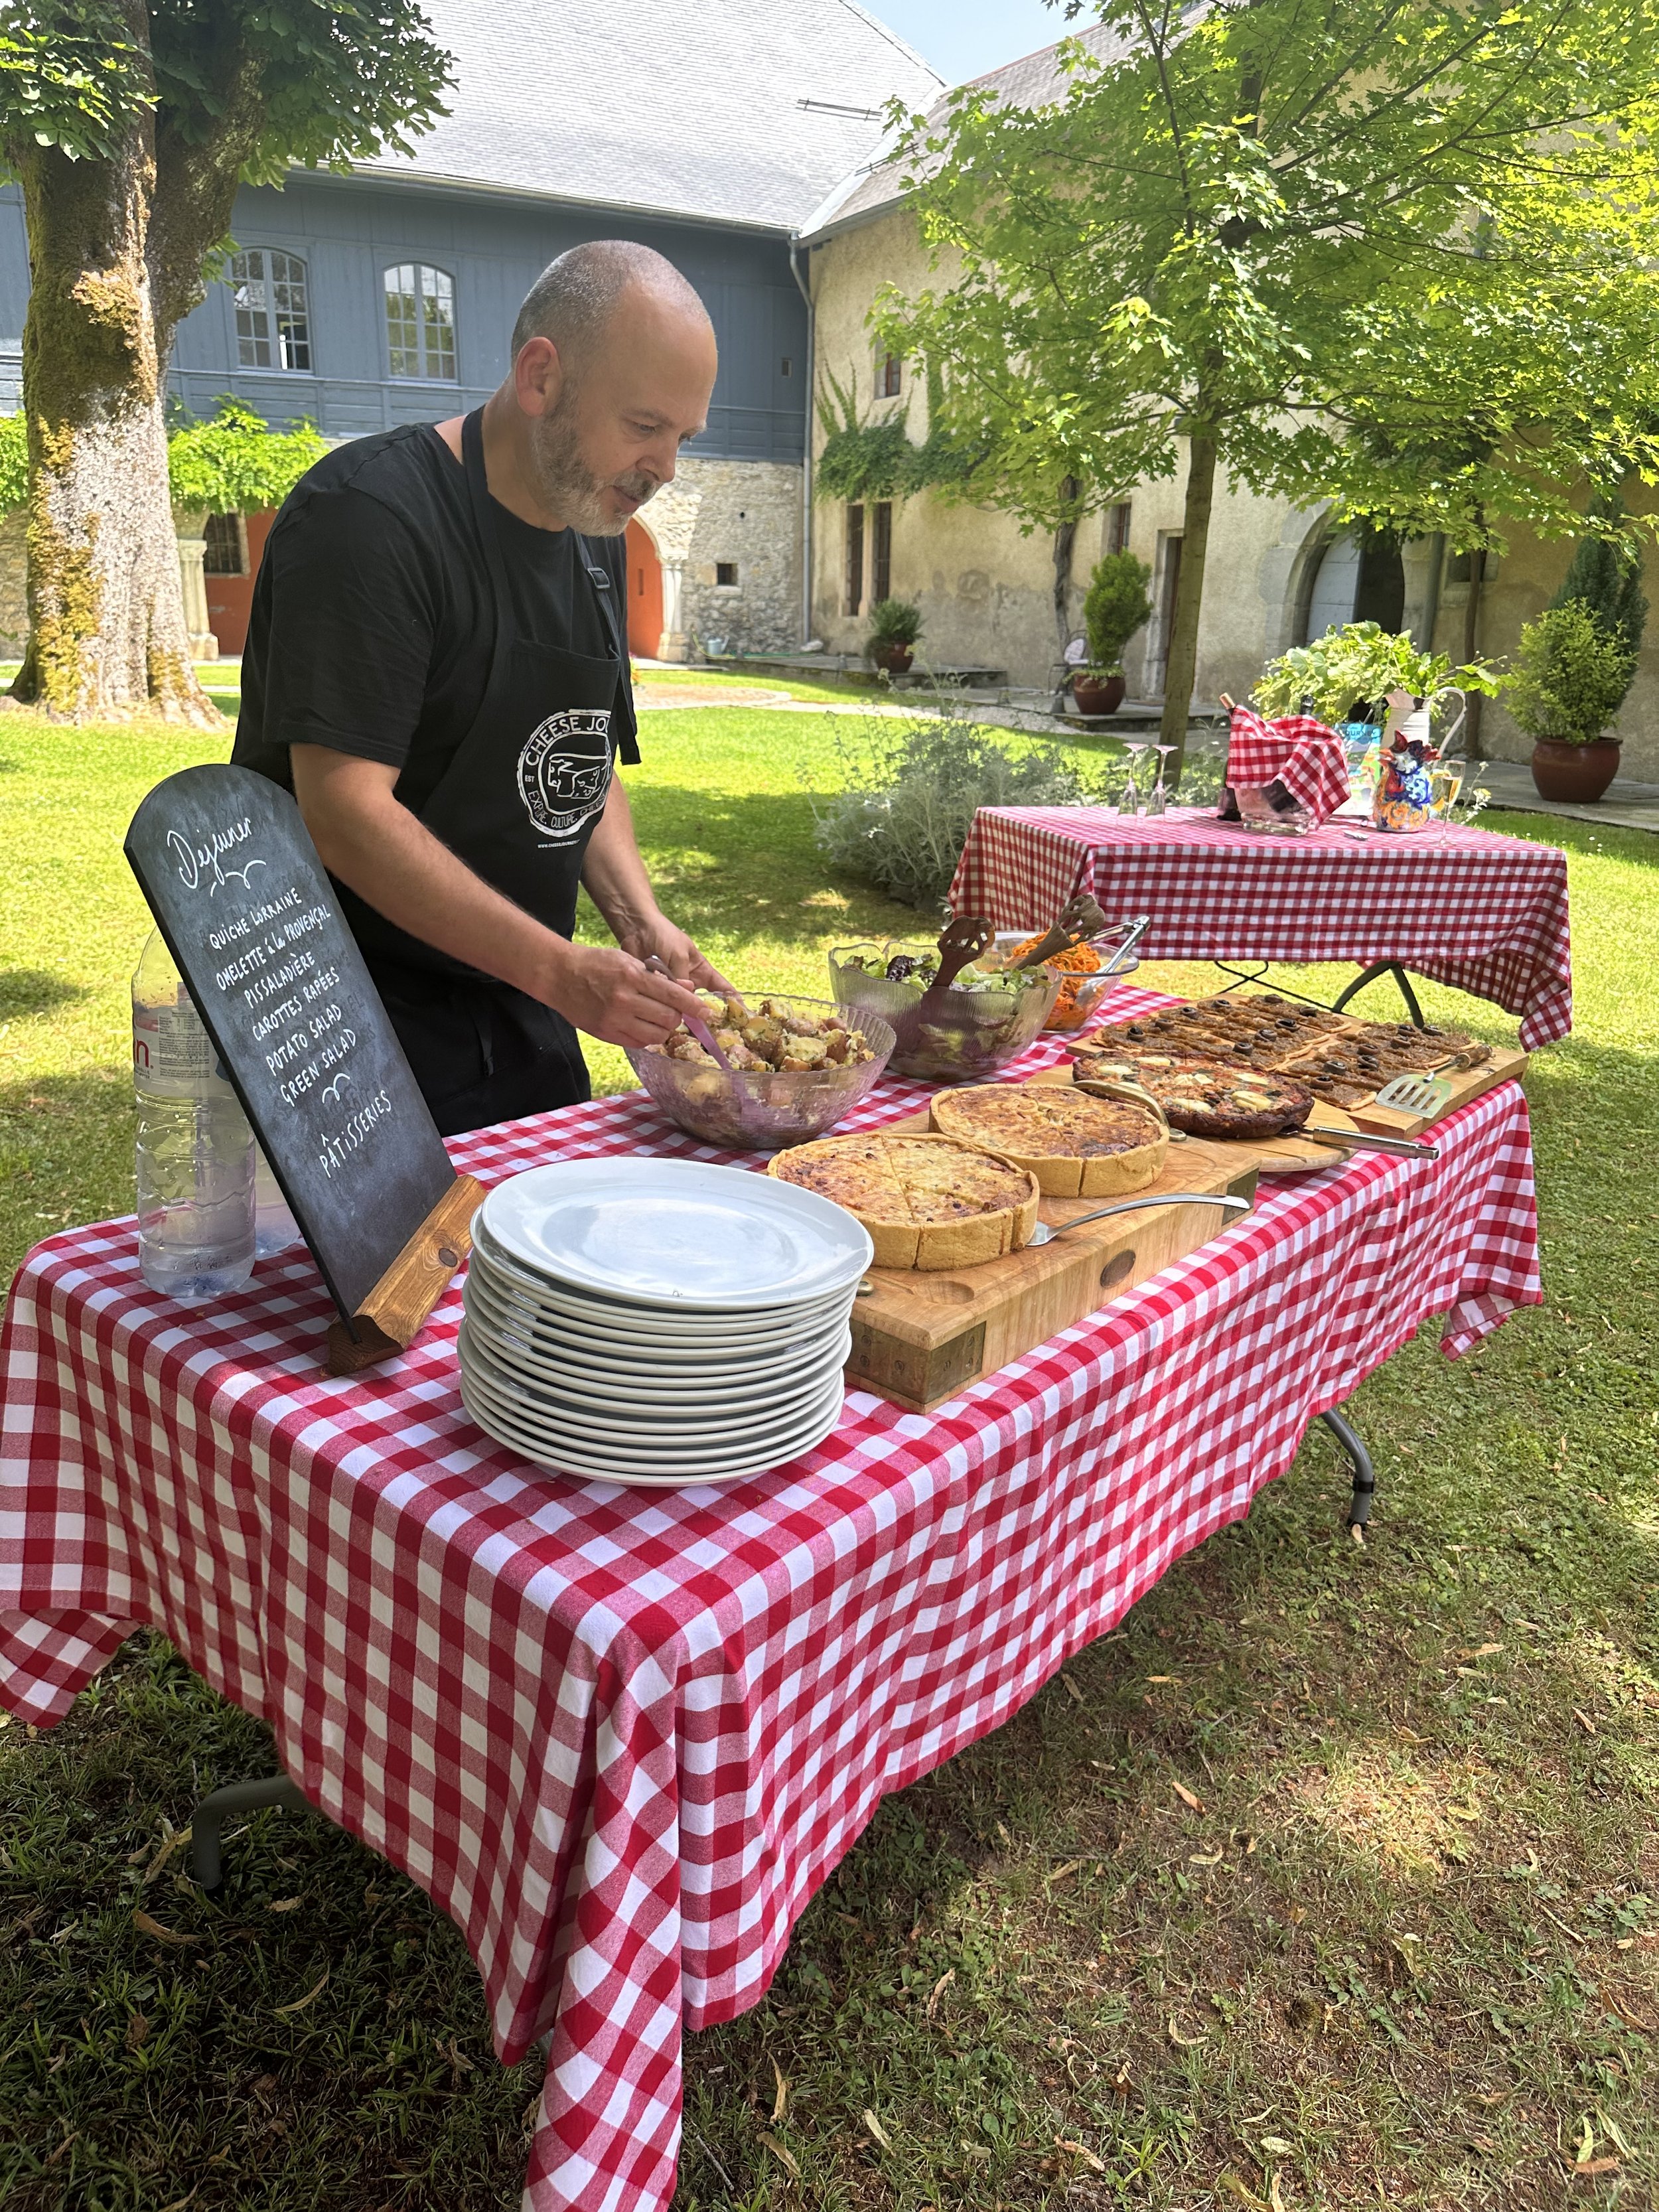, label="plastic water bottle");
[131,930,255,1301]
[253,1144,303,1258]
